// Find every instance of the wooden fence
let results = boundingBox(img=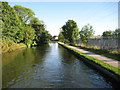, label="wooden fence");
[76,37,120,50]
